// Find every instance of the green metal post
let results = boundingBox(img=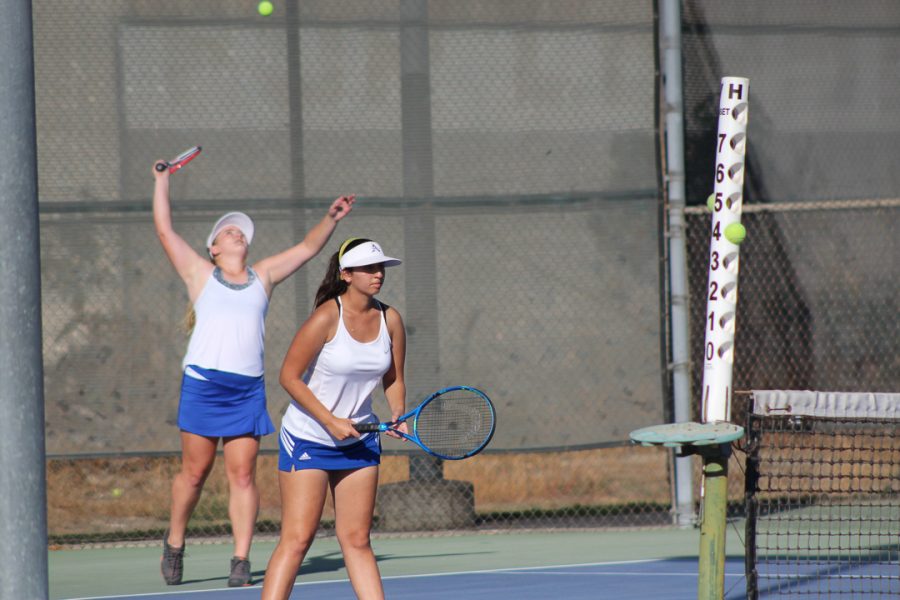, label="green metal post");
[697,449,729,600]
